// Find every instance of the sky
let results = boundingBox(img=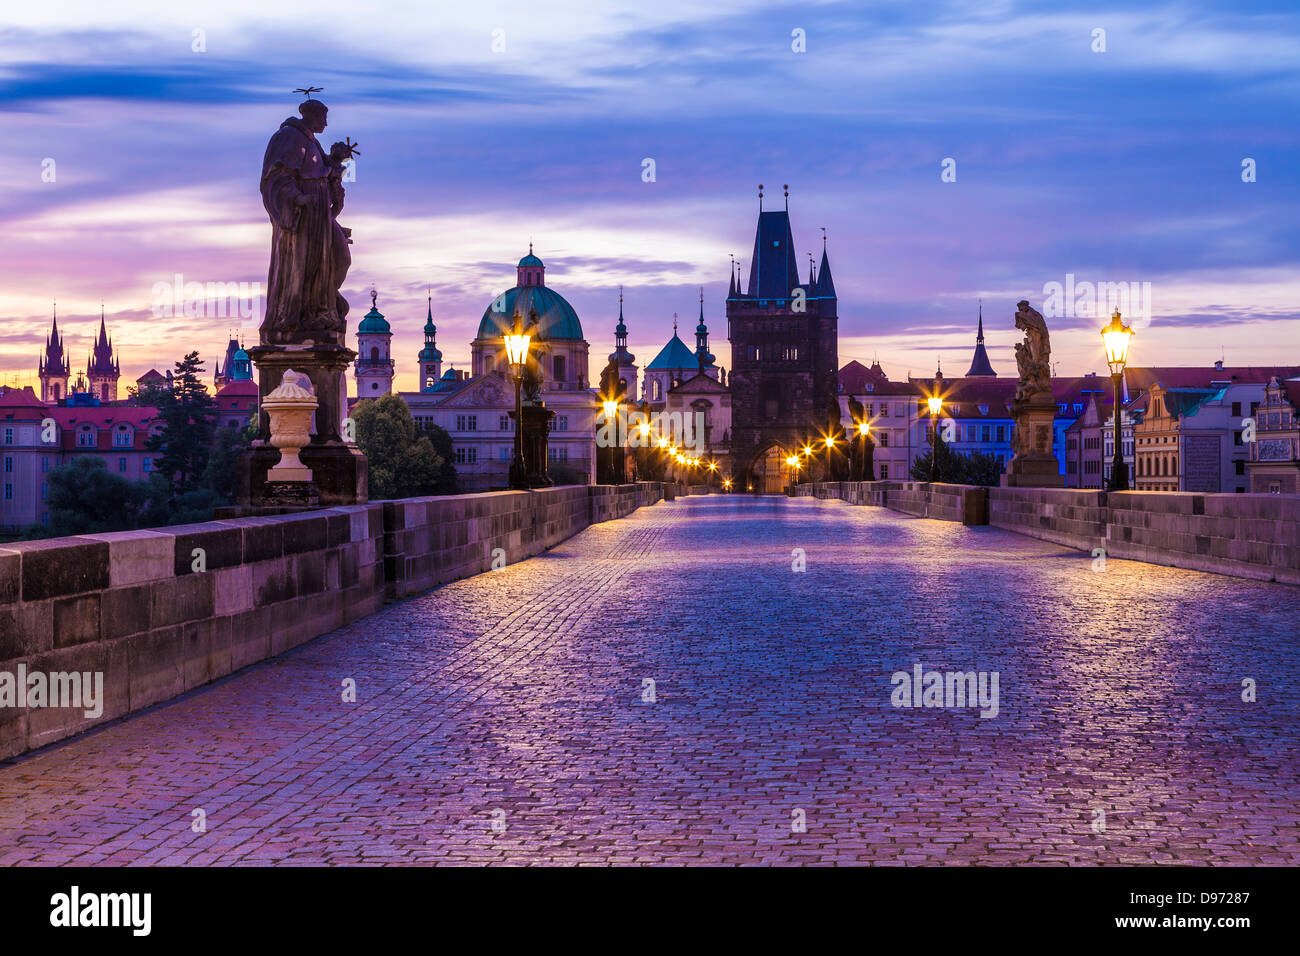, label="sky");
[1,0,1297,394]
